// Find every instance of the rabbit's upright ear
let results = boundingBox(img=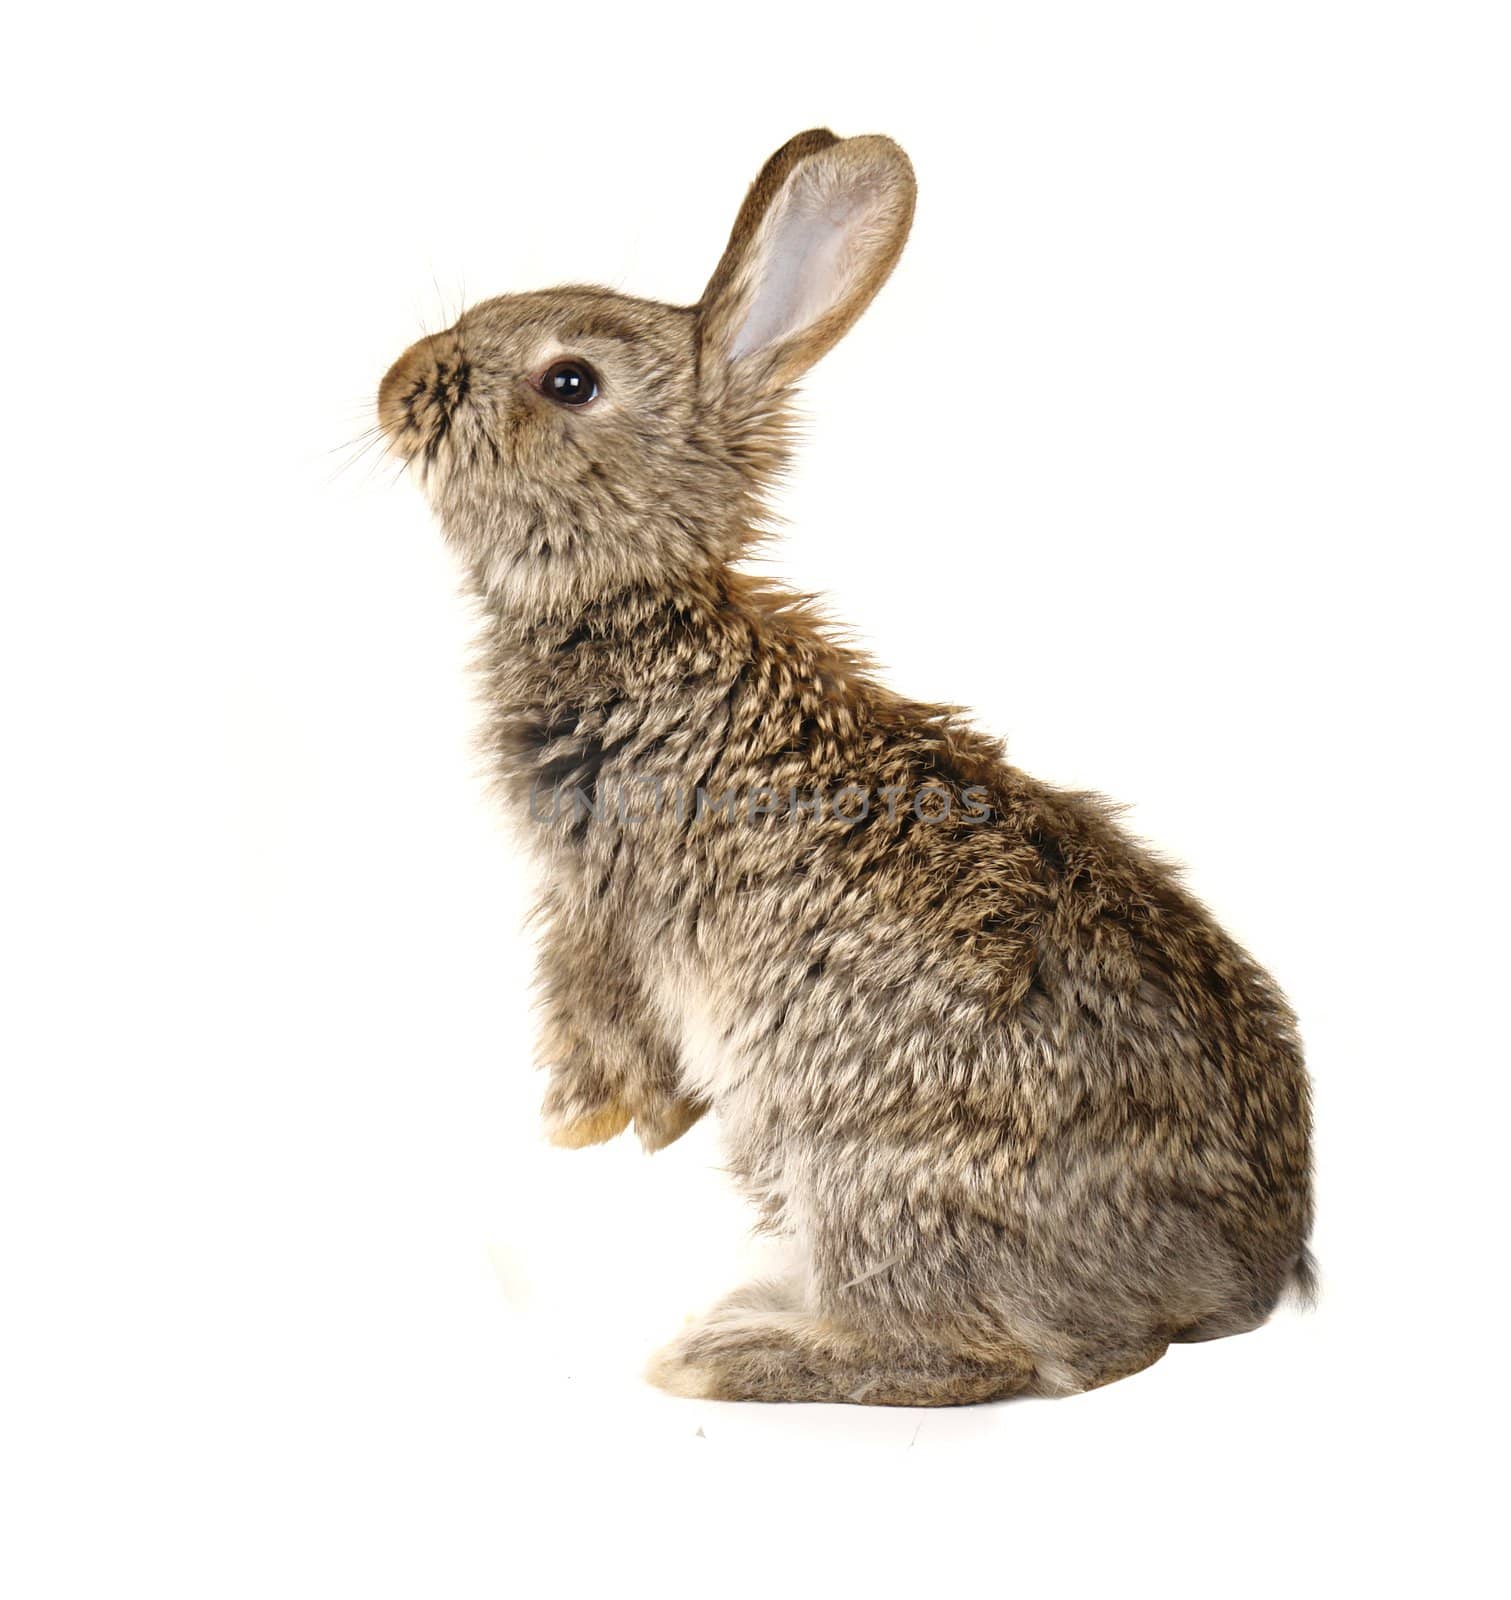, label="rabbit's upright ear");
[698,130,916,396]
